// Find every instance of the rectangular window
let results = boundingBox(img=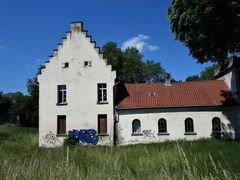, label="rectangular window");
[62,62,69,68]
[57,115,66,135]
[97,83,107,103]
[84,61,92,67]
[58,85,67,104]
[98,114,107,134]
